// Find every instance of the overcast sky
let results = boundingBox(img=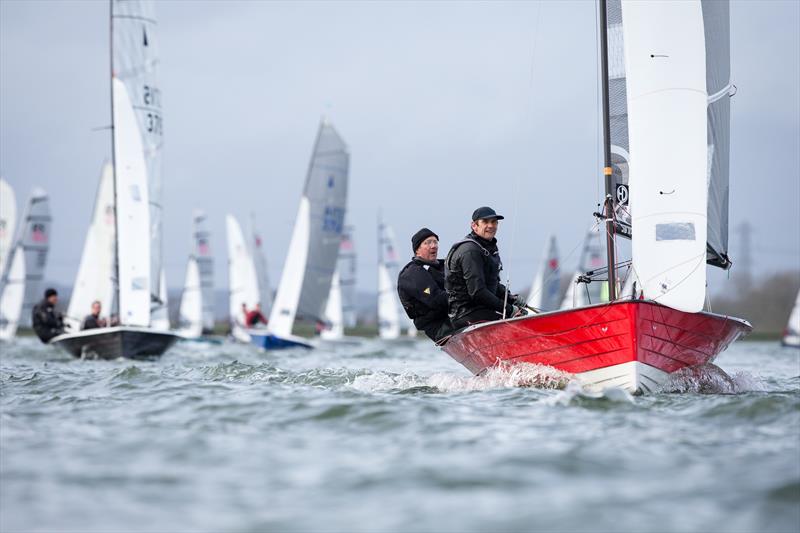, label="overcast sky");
[1,0,798,300]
